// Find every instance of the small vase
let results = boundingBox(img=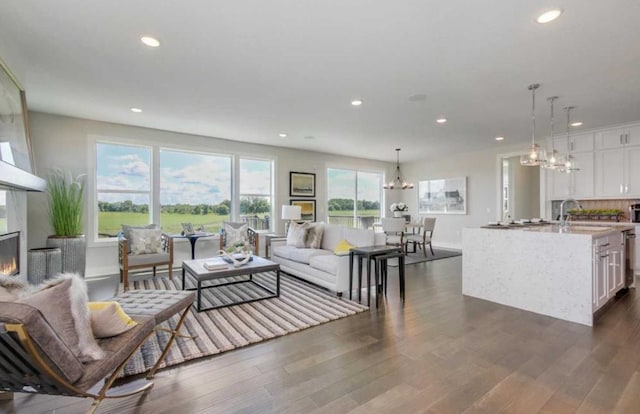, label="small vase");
[393,211,403,218]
